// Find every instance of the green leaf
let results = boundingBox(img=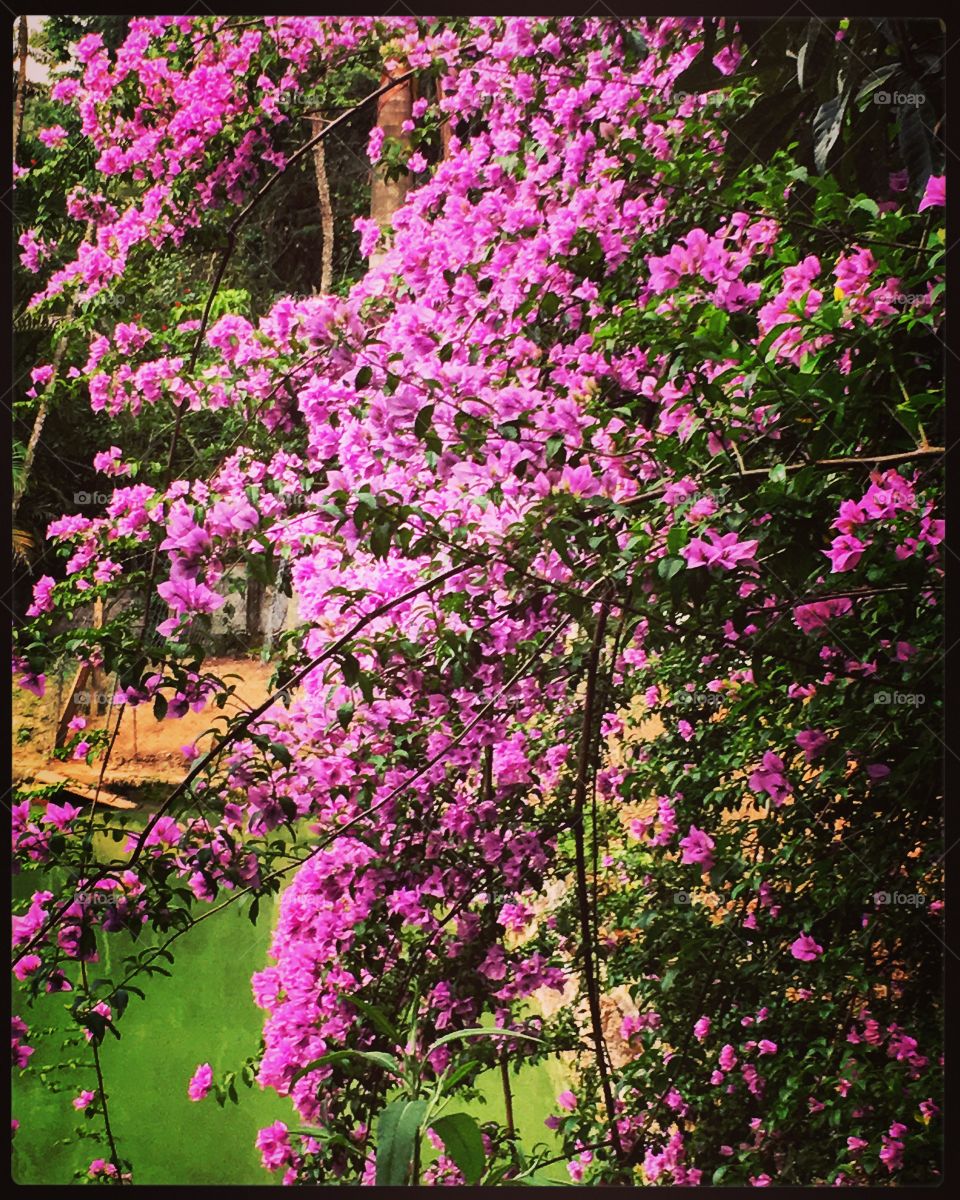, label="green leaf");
[375,1098,428,1186]
[854,64,900,107]
[813,89,851,175]
[414,404,435,440]
[849,196,879,218]
[430,1113,485,1184]
[349,995,401,1042]
[440,1059,484,1094]
[269,741,293,768]
[336,702,355,730]
[898,101,933,192]
[428,1027,543,1053]
[340,651,360,686]
[352,1050,406,1077]
[355,365,373,388]
[666,525,688,555]
[796,20,823,91]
